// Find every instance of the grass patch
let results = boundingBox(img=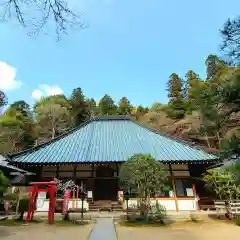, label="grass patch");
[0,219,42,226]
[0,218,90,227]
[118,220,167,228]
[54,220,90,226]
